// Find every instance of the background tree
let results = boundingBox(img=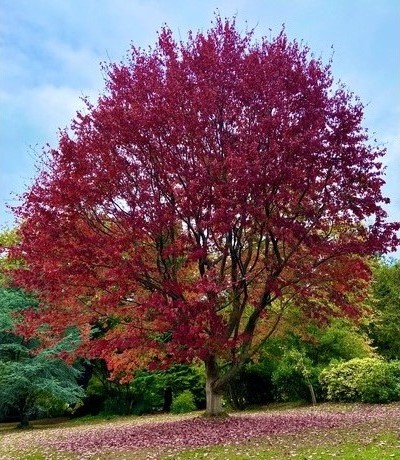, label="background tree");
[0,345,84,427]
[0,229,19,285]
[0,232,84,427]
[12,17,399,415]
[367,258,400,359]
[0,285,85,427]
